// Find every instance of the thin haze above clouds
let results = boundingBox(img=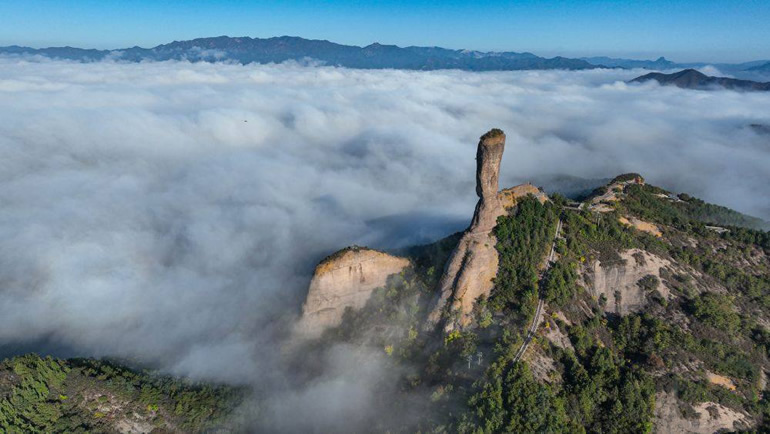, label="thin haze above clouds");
[0,59,769,423]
